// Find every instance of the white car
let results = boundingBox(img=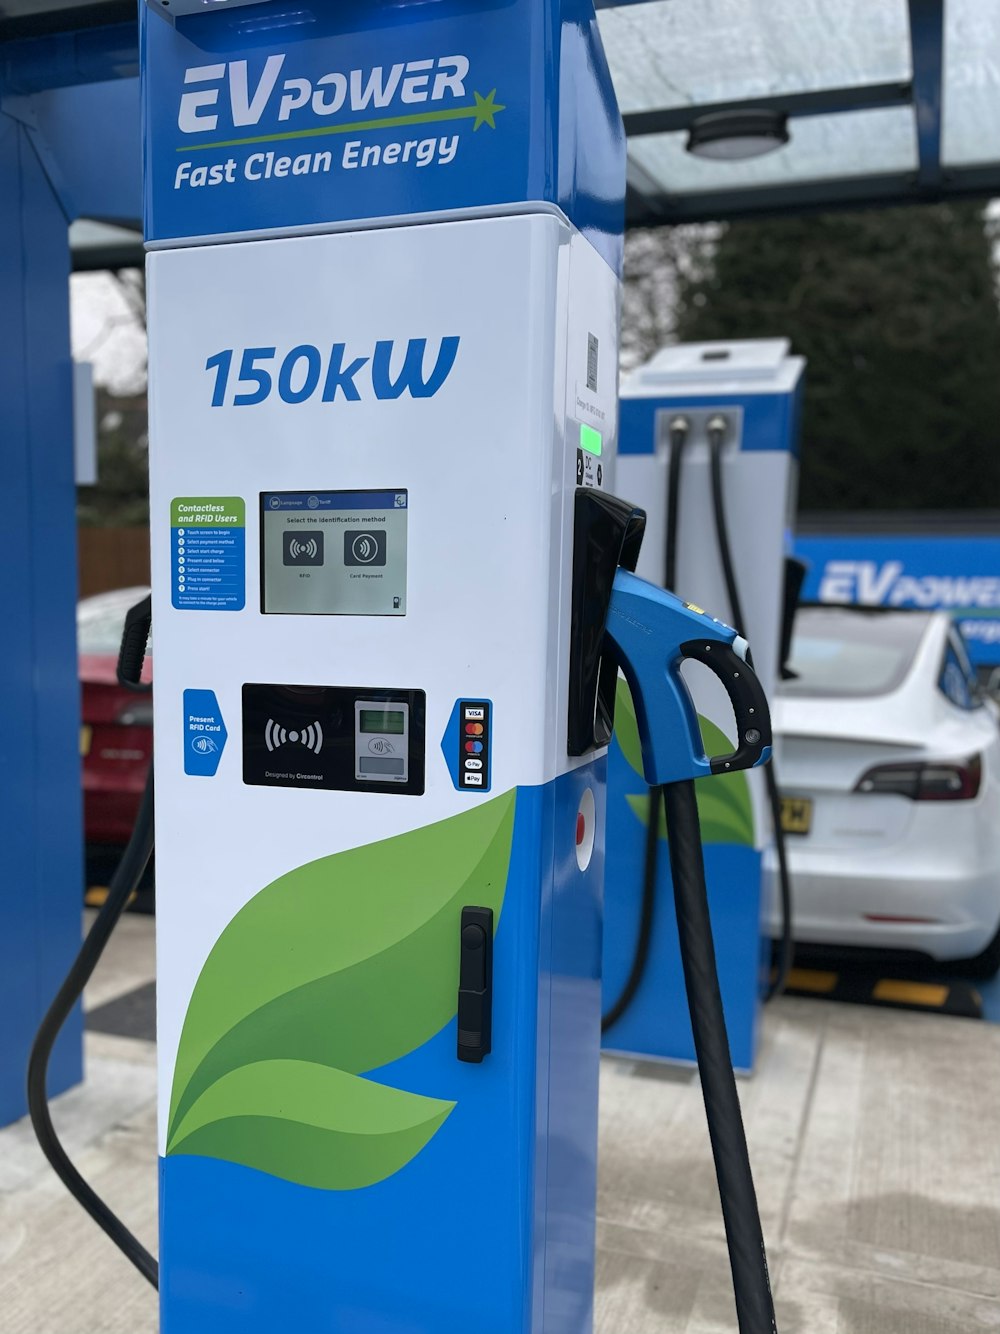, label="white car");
[767,606,1000,974]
